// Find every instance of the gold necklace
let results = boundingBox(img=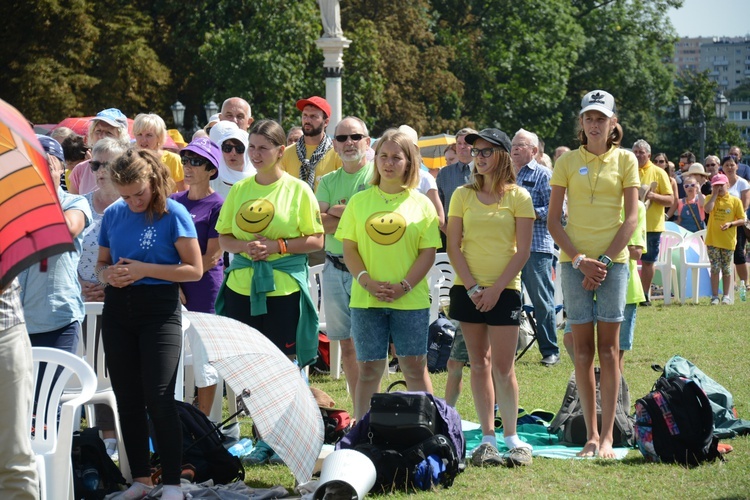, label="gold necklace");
[585,153,602,204]
[377,186,406,204]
